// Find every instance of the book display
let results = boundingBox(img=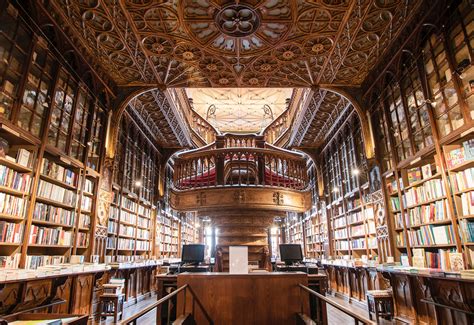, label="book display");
[284,212,304,248]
